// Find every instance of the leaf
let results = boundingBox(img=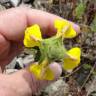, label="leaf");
[83,64,92,70]
[75,2,86,19]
